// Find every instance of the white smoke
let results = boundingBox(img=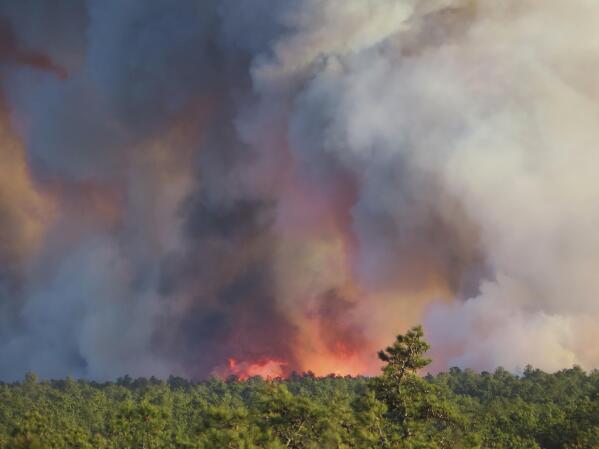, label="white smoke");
[238,0,599,371]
